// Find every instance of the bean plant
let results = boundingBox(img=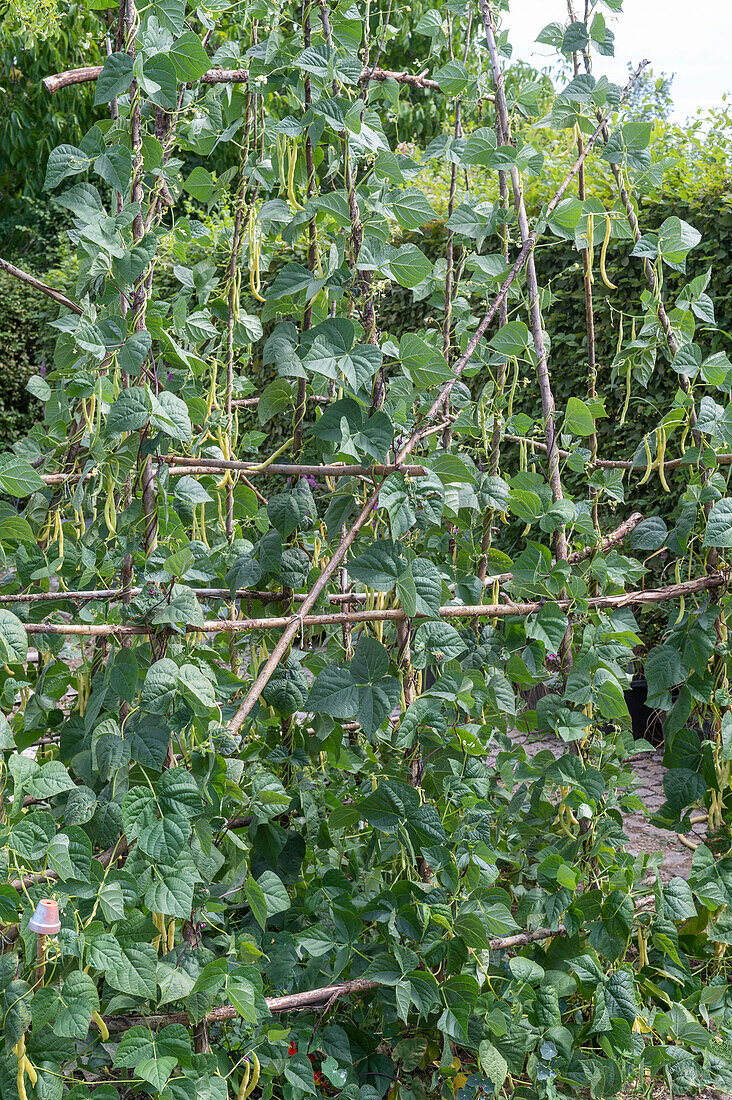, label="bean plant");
[1,1,732,1098]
